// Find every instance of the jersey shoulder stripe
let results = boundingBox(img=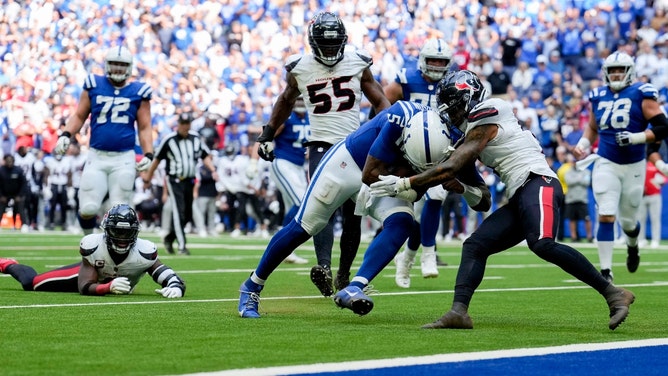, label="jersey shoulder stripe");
[638,82,659,100]
[469,106,499,123]
[285,54,302,72]
[83,74,98,90]
[137,82,153,99]
[353,49,373,66]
